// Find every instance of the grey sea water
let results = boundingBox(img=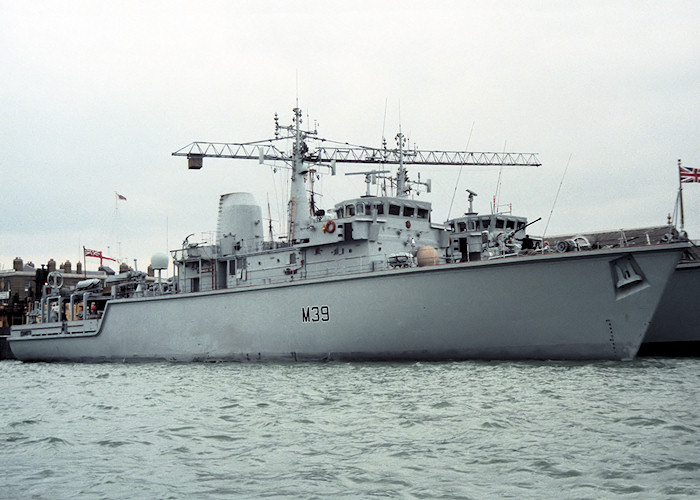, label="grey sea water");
[1,359,698,499]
